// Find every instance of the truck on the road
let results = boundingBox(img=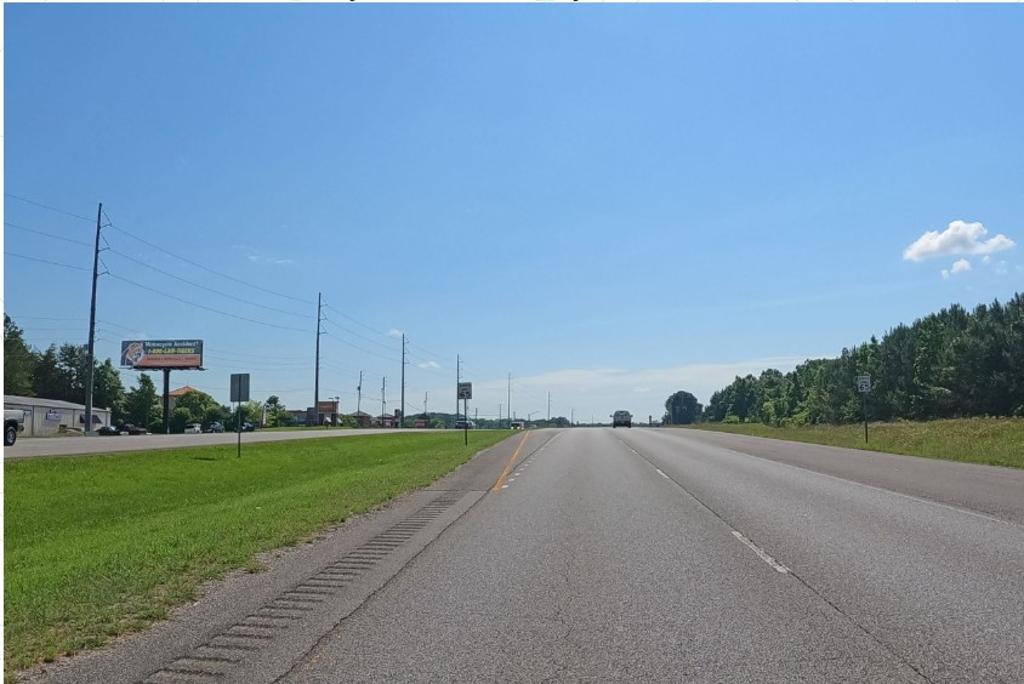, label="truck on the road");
[5,409,25,446]
[612,410,632,428]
